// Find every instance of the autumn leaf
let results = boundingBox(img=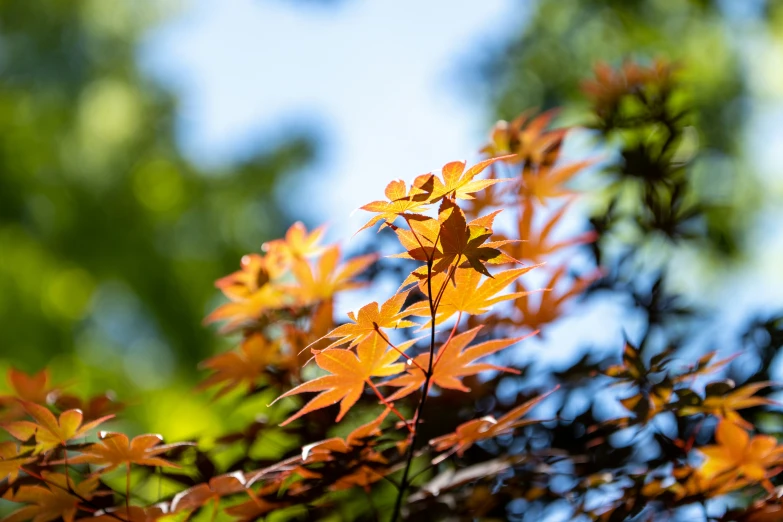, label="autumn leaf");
[289,245,376,304]
[394,200,517,284]
[680,381,778,429]
[171,472,248,513]
[357,178,432,233]
[302,409,389,461]
[3,472,100,522]
[3,401,113,454]
[197,334,281,398]
[384,327,530,401]
[501,200,597,264]
[224,495,286,521]
[0,441,36,484]
[482,110,567,167]
[416,157,513,202]
[513,266,599,331]
[69,432,190,473]
[407,266,540,327]
[317,291,417,351]
[274,336,415,425]
[519,160,593,204]
[430,388,557,456]
[5,368,53,403]
[697,419,783,493]
[262,221,327,260]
